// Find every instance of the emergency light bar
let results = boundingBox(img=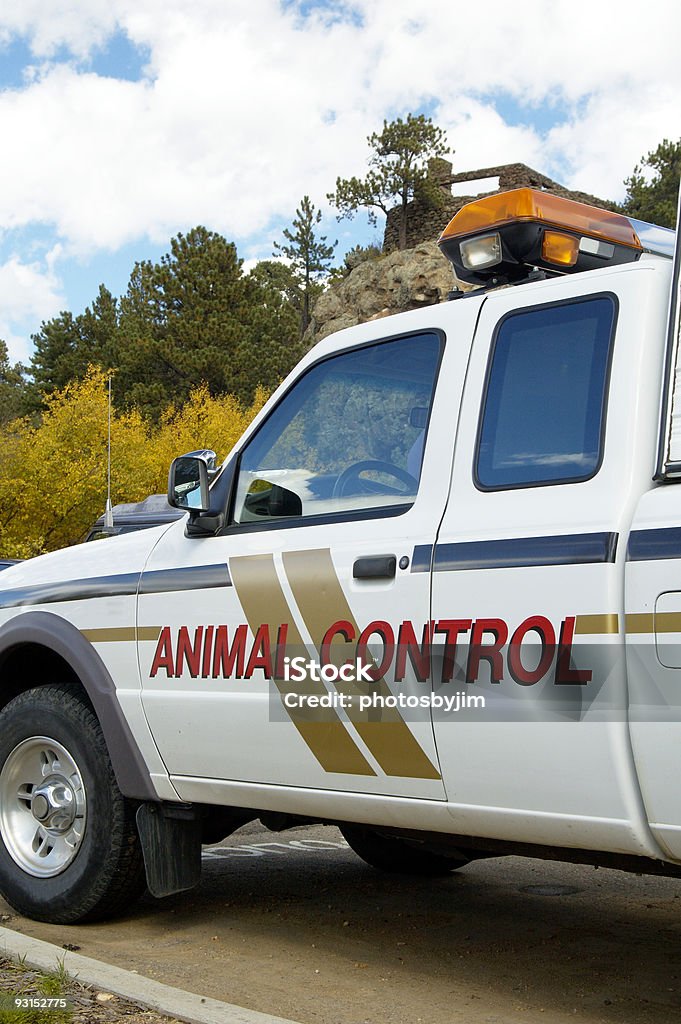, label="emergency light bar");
[438,188,645,286]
